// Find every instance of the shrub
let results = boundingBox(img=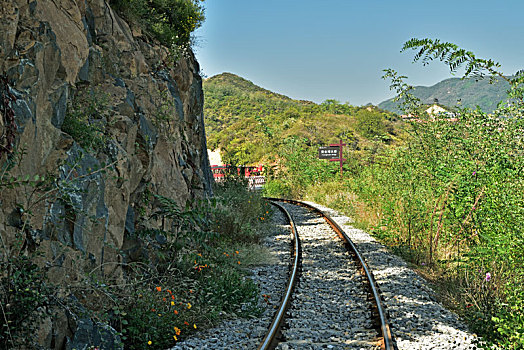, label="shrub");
[0,256,51,349]
[355,109,387,139]
[61,89,110,152]
[110,0,205,47]
[274,38,524,348]
[109,178,269,349]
